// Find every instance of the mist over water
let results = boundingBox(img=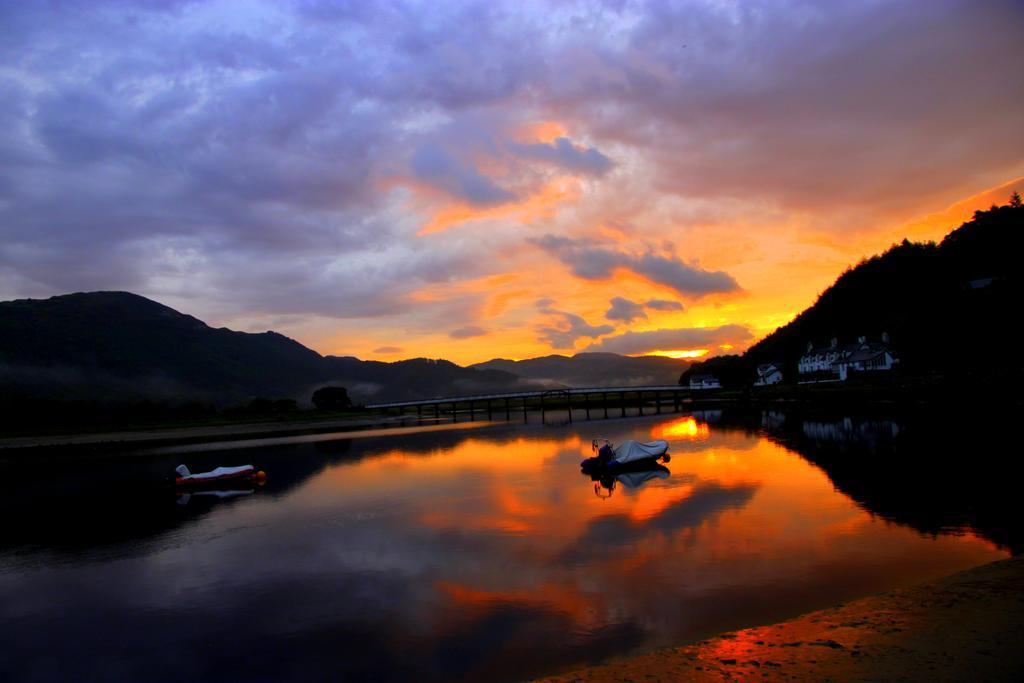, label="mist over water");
[0,410,1011,682]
